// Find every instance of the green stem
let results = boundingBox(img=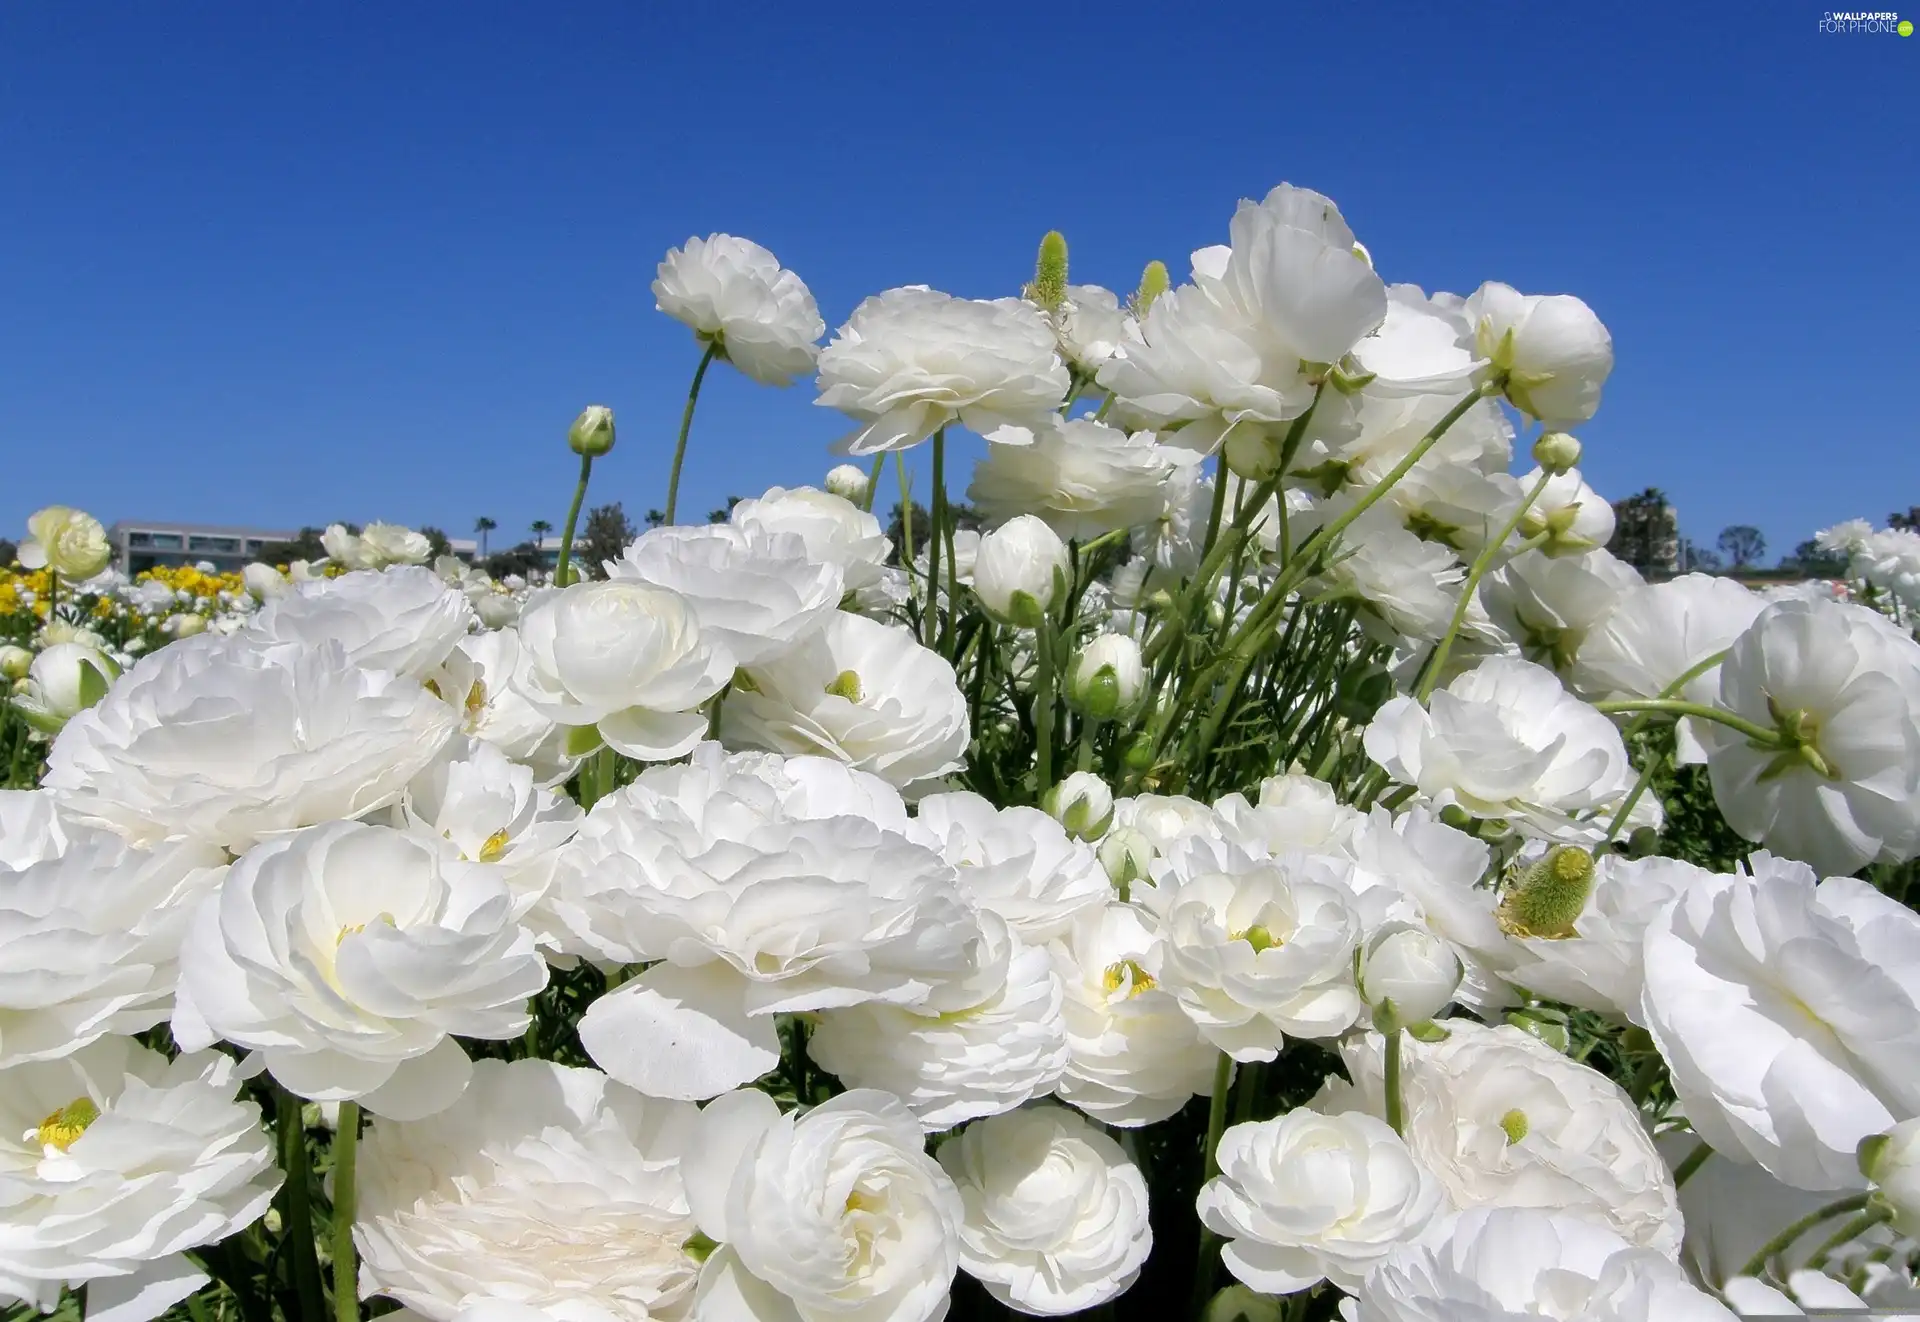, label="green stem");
[1806,1205,1892,1267]
[926,428,951,651]
[1622,649,1732,741]
[1189,1051,1236,1320]
[276,1091,326,1322]
[1605,745,1666,843]
[1200,458,1231,561]
[662,341,720,525]
[331,1103,361,1322]
[862,454,886,513]
[1738,1193,1872,1281]
[1592,699,1783,748]
[895,452,916,609]
[1384,1029,1406,1135]
[1034,626,1058,798]
[1672,1140,1713,1188]
[553,453,594,587]
[1414,470,1556,703]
